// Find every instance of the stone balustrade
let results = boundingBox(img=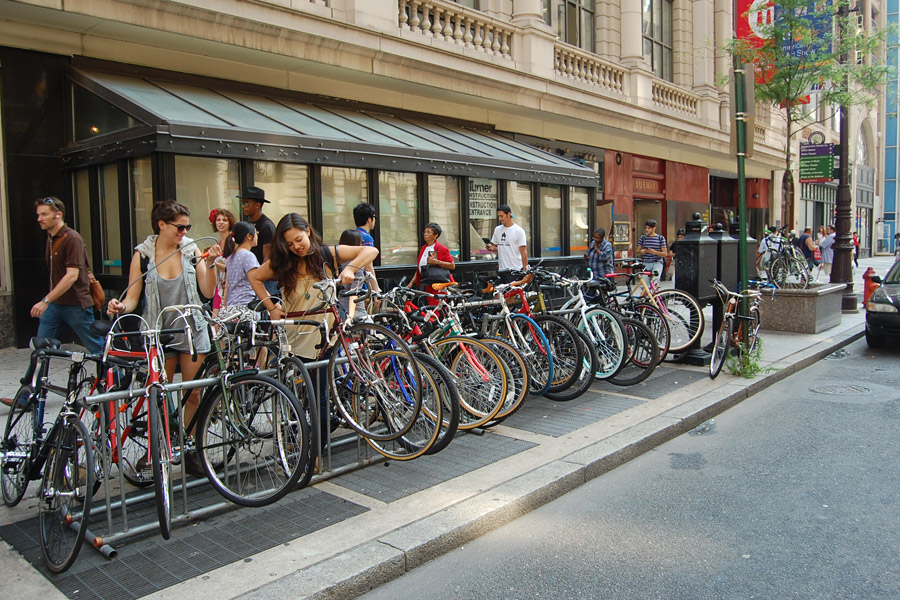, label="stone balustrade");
[651,79,699,117]
[398,0,513,59]
[755,124,766,143]
[554,44,626,95]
